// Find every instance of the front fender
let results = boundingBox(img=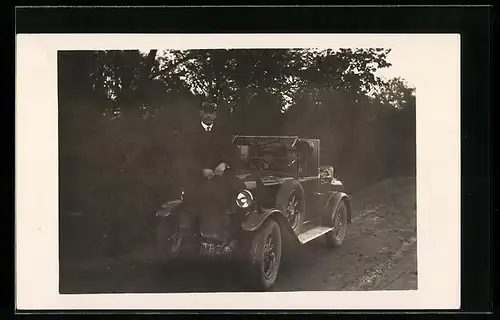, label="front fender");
[324,191,352,224]
[241,208,302,254]
[241,208,287,232]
